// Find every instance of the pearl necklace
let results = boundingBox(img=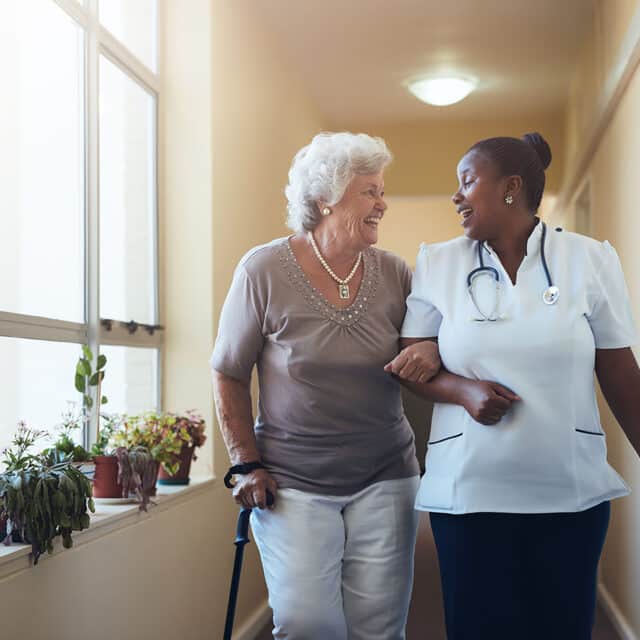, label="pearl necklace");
[308,232,362,299]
